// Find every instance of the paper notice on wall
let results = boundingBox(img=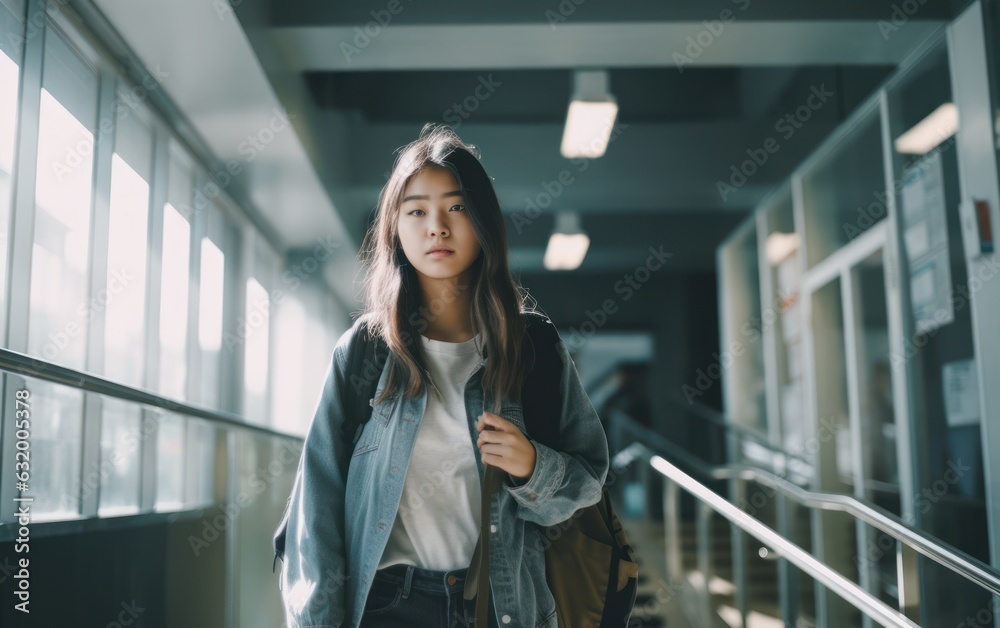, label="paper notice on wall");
[942,359,981,427]
[901,151,954,334]
[908,247,954,334]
